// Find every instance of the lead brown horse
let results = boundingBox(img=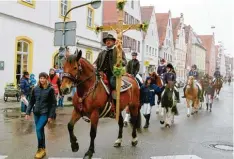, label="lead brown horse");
[60,49,141,159]
[149,72,164,114]
[213,77,223,99]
